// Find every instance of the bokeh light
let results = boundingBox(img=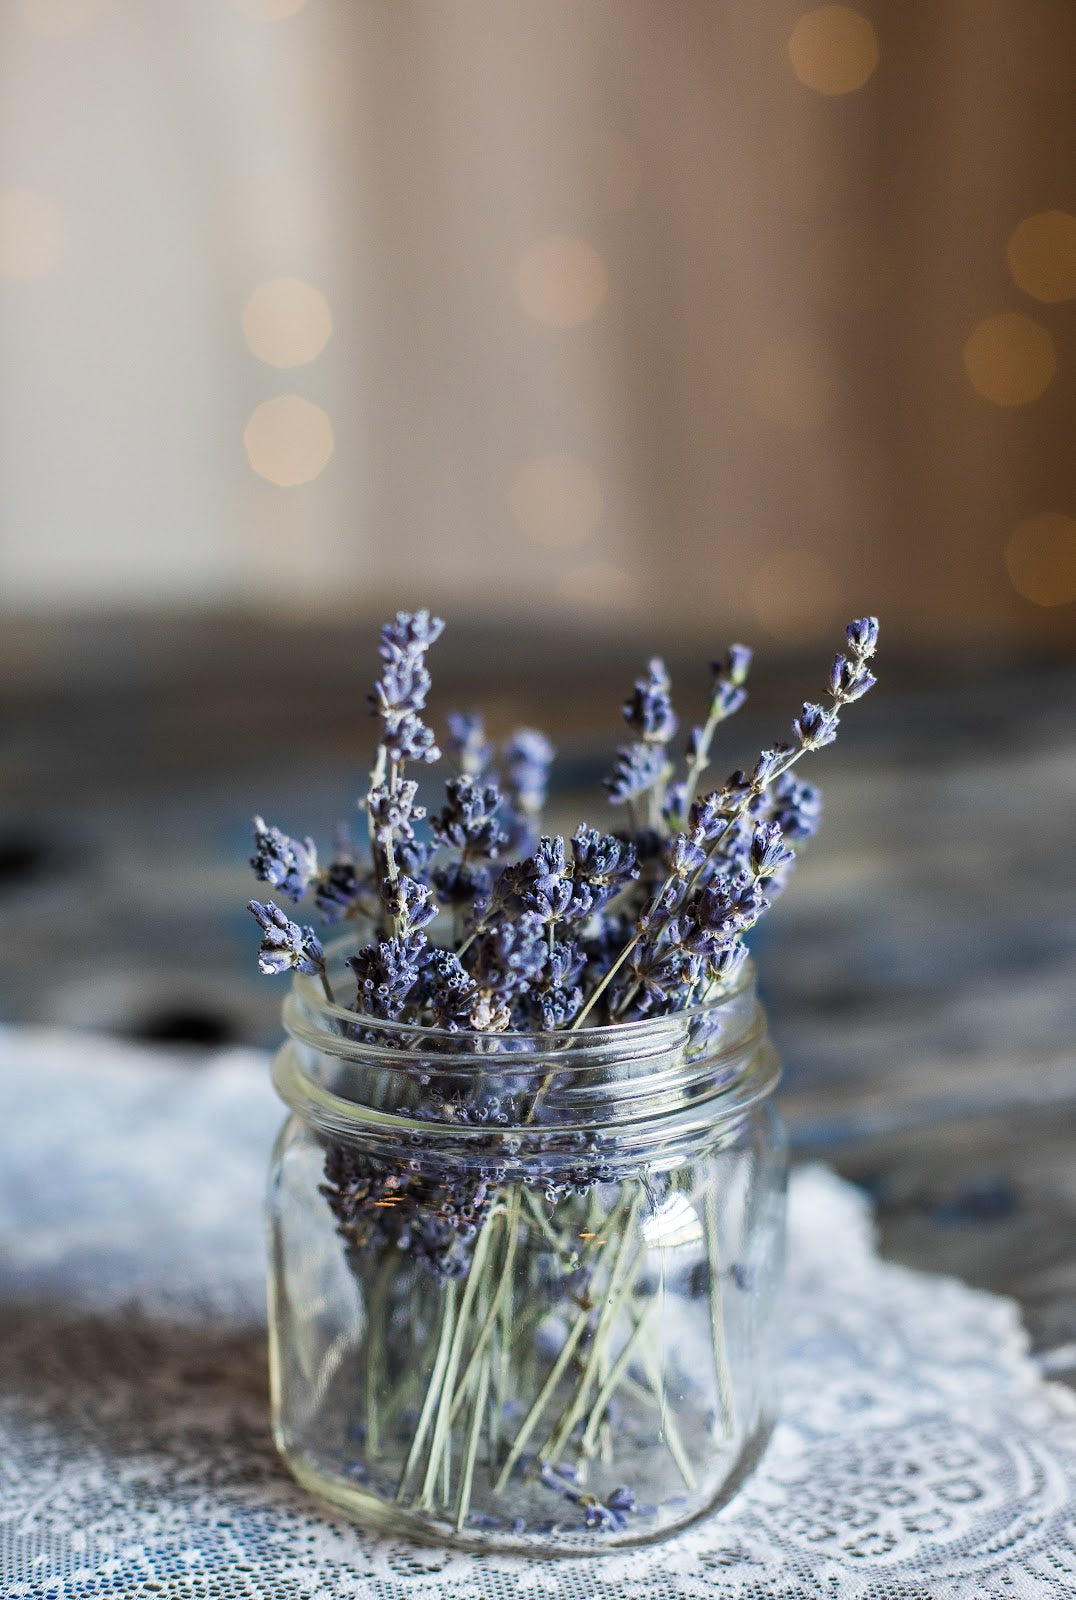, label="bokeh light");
[0,189,66,280]
[511,454,605,547]
[515,236,609,328]
[750,548,844,641]
[962,313,1056,406]
[1004,513,1076,607]
[242,277,332,368]
[788,6,880,96]
[748,334,839,430]
[244,396,334,486]
[1006,210,1076,304]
